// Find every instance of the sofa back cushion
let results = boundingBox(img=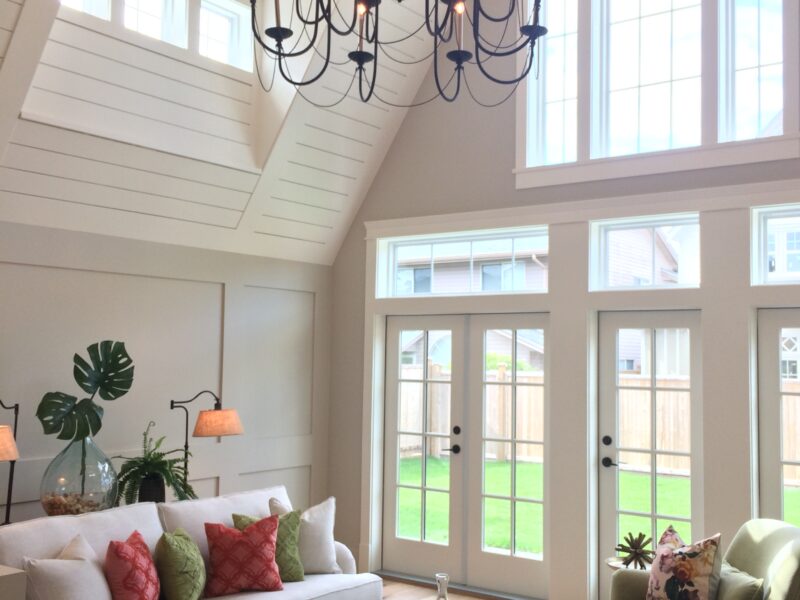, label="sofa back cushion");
[0,503,163,570]
[725,518,800,600]
[157,486,291,566]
